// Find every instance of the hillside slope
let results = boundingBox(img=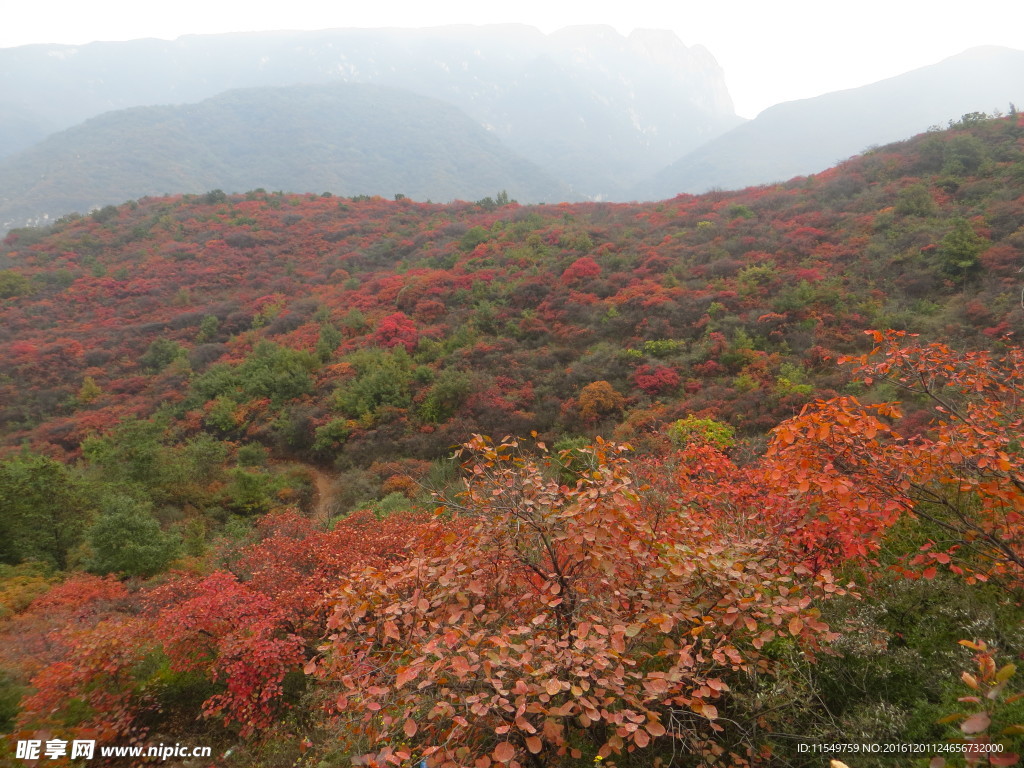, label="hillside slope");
[0,82,567,231]
[1,116,1021,467]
